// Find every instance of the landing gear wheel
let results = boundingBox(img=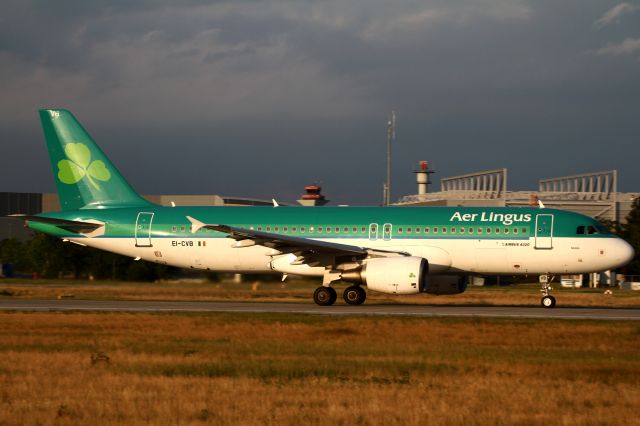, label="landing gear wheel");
[343,286,367,305]
[313,286,337,306]
[541,295,556,308]
[539,275,556,308]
